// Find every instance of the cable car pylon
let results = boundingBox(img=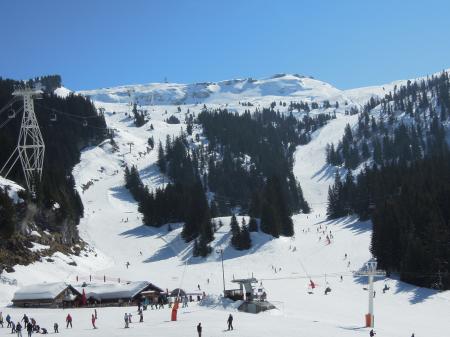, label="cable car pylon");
[0,84,45,195]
